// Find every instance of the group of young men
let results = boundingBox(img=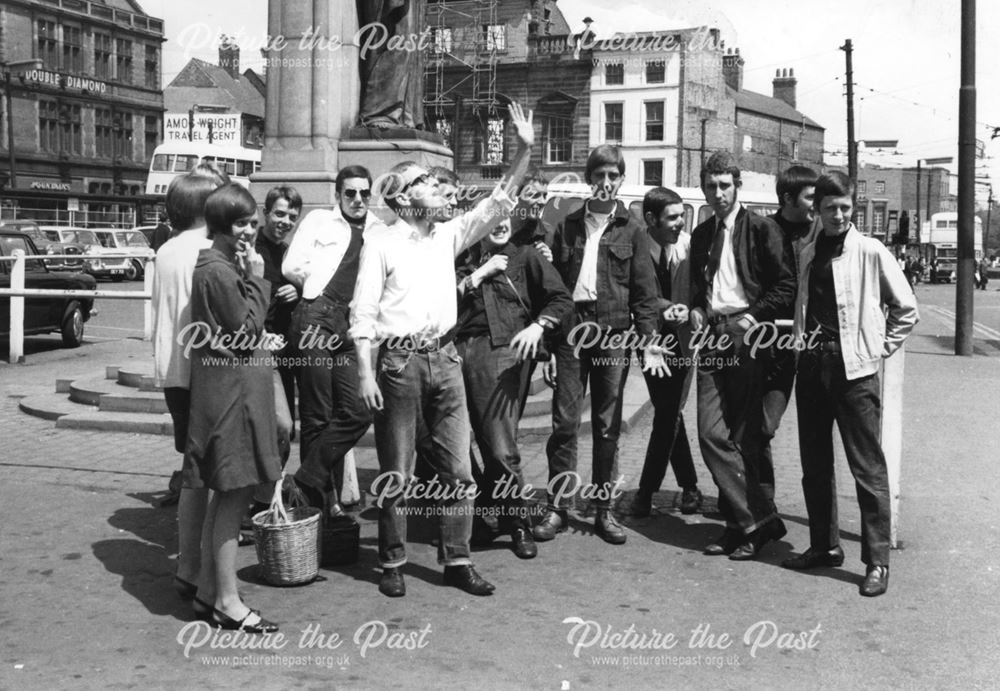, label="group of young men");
[156,104,918,606]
